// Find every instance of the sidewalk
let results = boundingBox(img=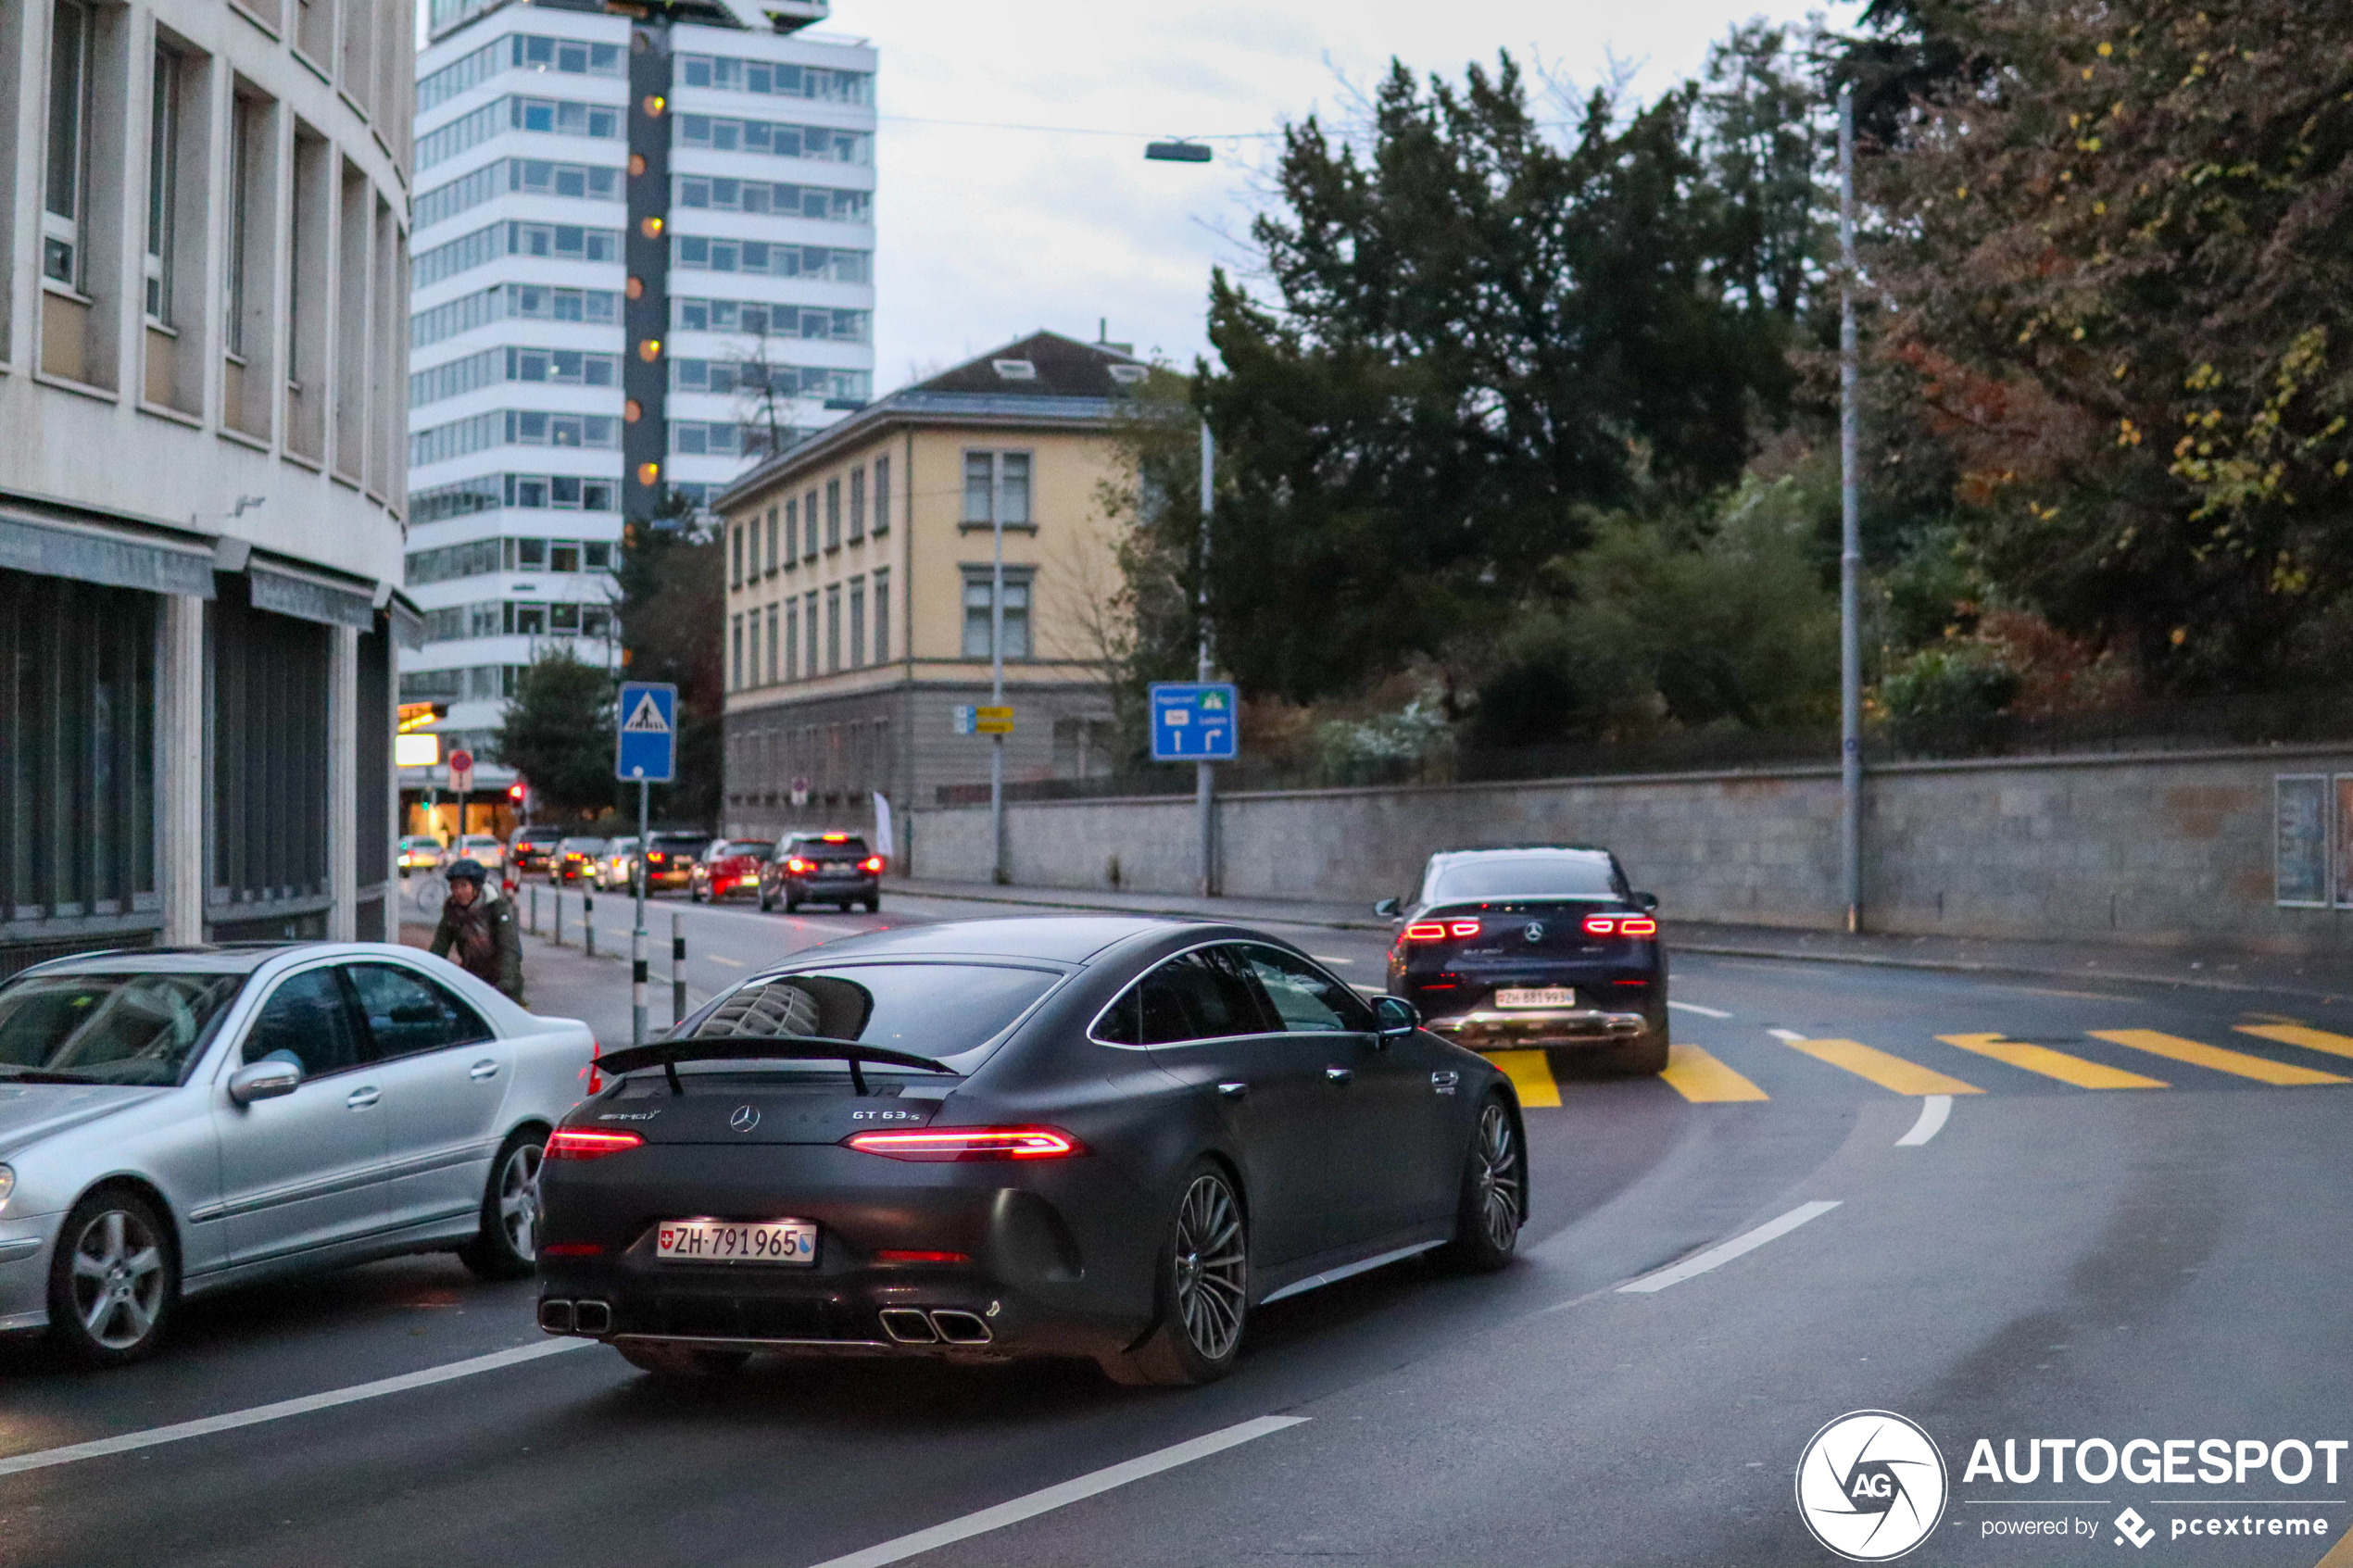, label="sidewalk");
[889,876,2353,1000]
[398,913,678,1048]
